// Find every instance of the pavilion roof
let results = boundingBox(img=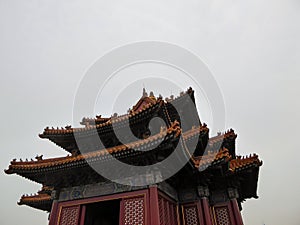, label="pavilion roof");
[5,87,262,211]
